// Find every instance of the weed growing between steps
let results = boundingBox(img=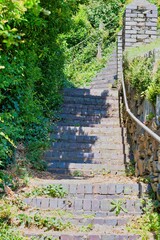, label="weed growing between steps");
[16,213,72,231]
[25,184,67,198]
[0,224,27,240]
[127,198,160,239]
[0,195,72,238]
[111,199,128,216]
